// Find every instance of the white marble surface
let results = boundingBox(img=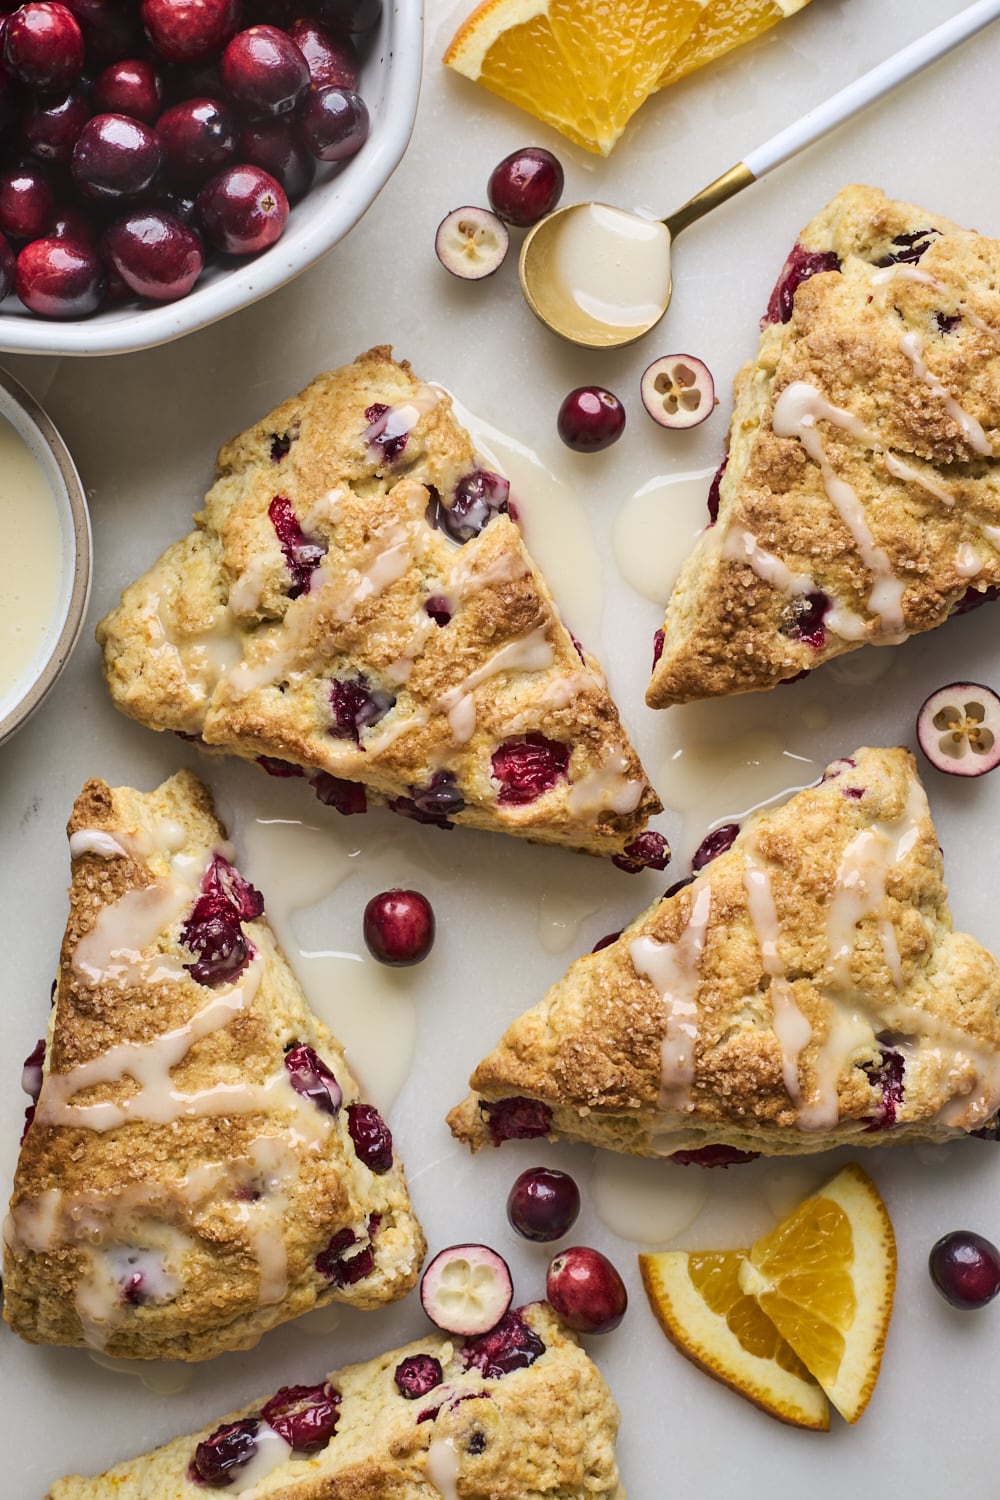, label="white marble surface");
[4,1,1000,1494]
